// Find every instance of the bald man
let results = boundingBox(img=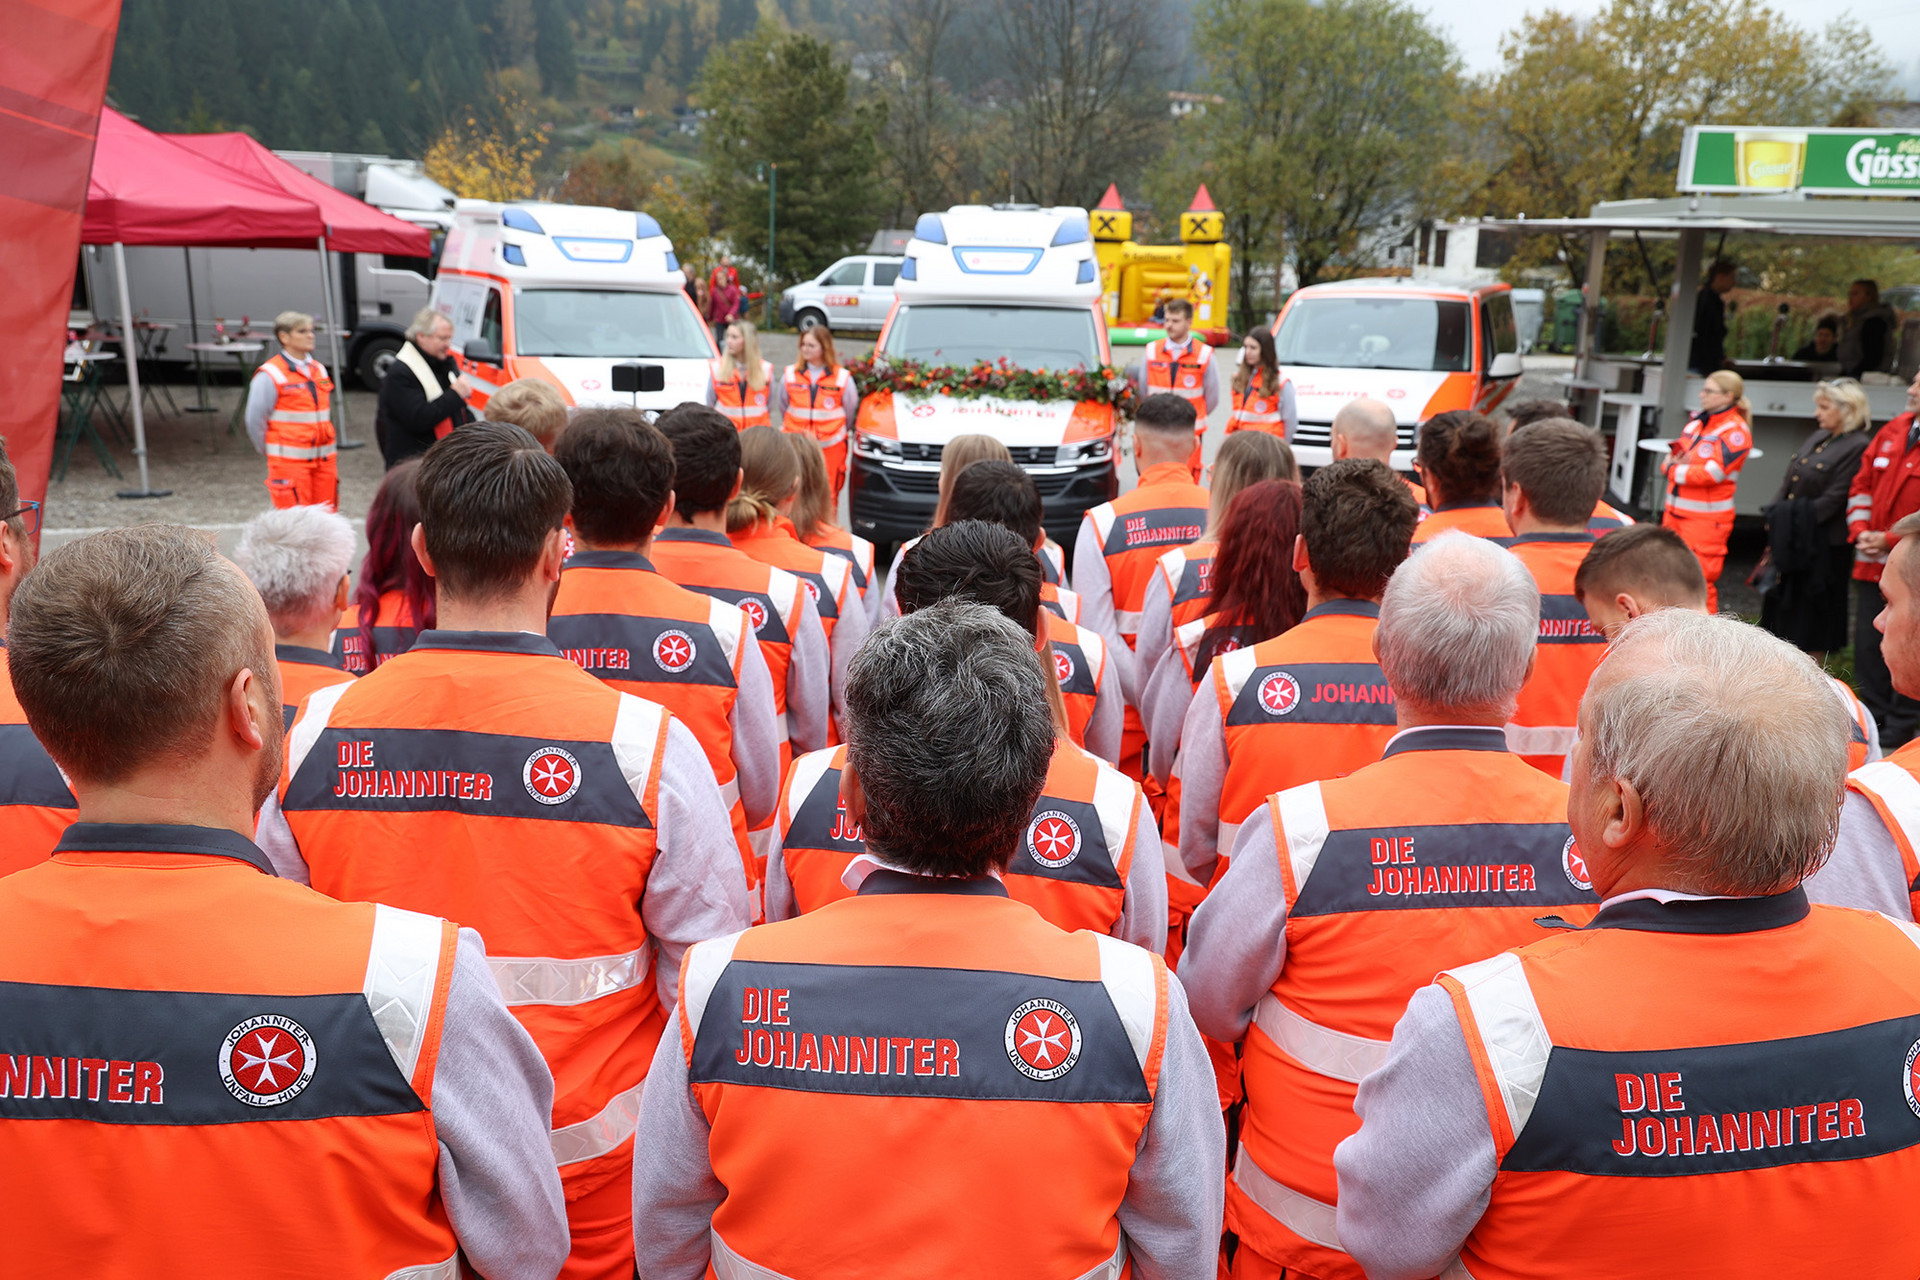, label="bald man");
[1332,399,1426,509]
